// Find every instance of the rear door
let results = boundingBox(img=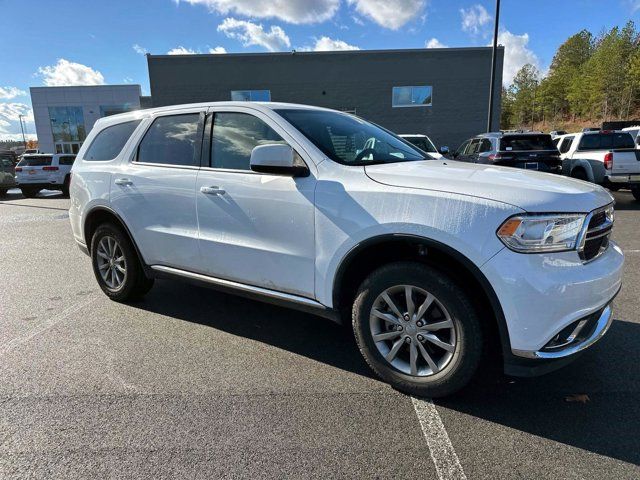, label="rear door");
[110,109,204,271]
